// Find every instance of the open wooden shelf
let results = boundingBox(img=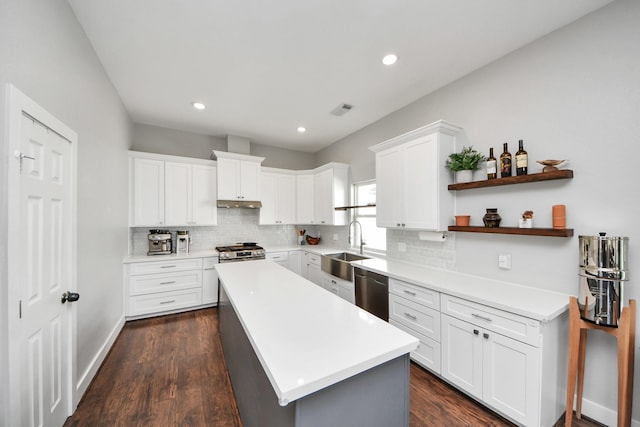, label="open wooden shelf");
[448,169,573,191]
[448,226,574,237]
